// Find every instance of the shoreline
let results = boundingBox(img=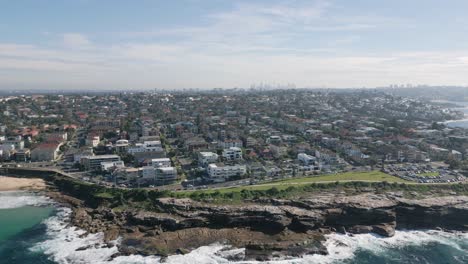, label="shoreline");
[0,176,47,191]
[3,189,467,263]
[54,191,468,261]
[1,172,467,261]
